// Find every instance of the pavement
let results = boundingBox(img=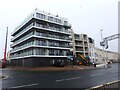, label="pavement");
[6,65,102,71]
[1,63,119,89]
